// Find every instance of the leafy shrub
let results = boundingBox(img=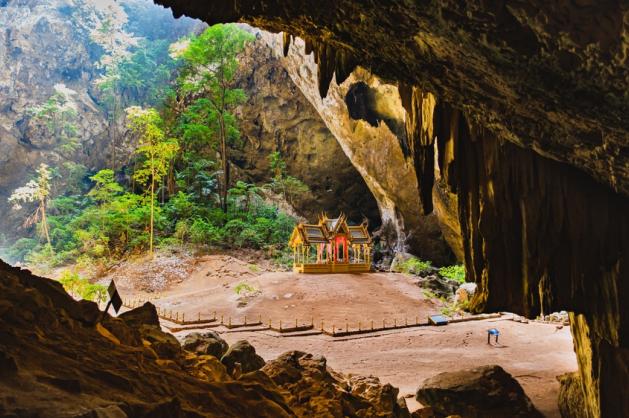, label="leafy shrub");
[395,256,433,276]
[189,218,222,246]
[58,270,107,303]
[439,264,466,283]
